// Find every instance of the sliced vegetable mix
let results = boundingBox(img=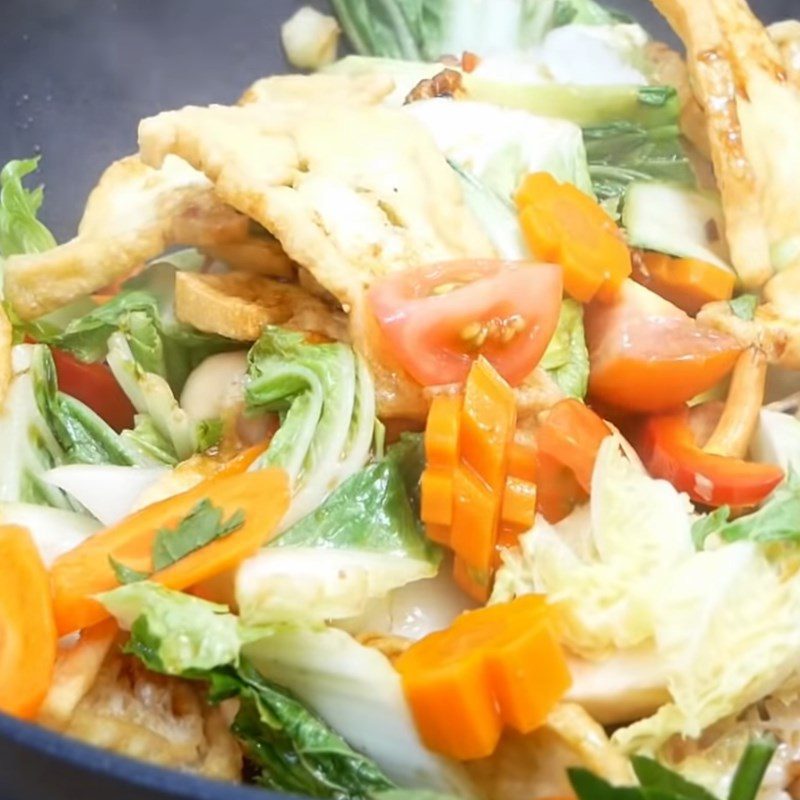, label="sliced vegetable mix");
[585,281,741,412]
[0,525,57,720]
[395,595,571,760]
[516,171,631,303]
[369,260,563,387]
[420,359,536,600]
[51,469,290,634]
